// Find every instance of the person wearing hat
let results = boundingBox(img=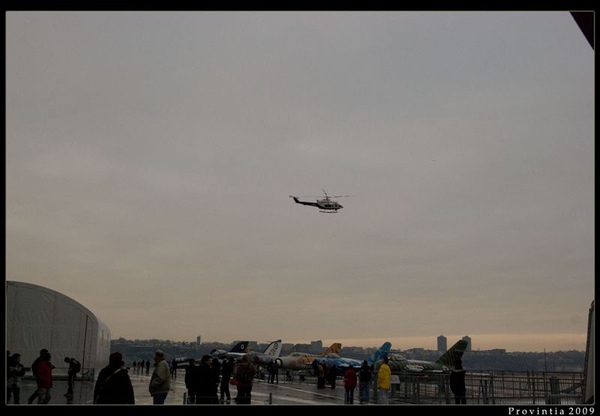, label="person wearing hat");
[149,350,171,404]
